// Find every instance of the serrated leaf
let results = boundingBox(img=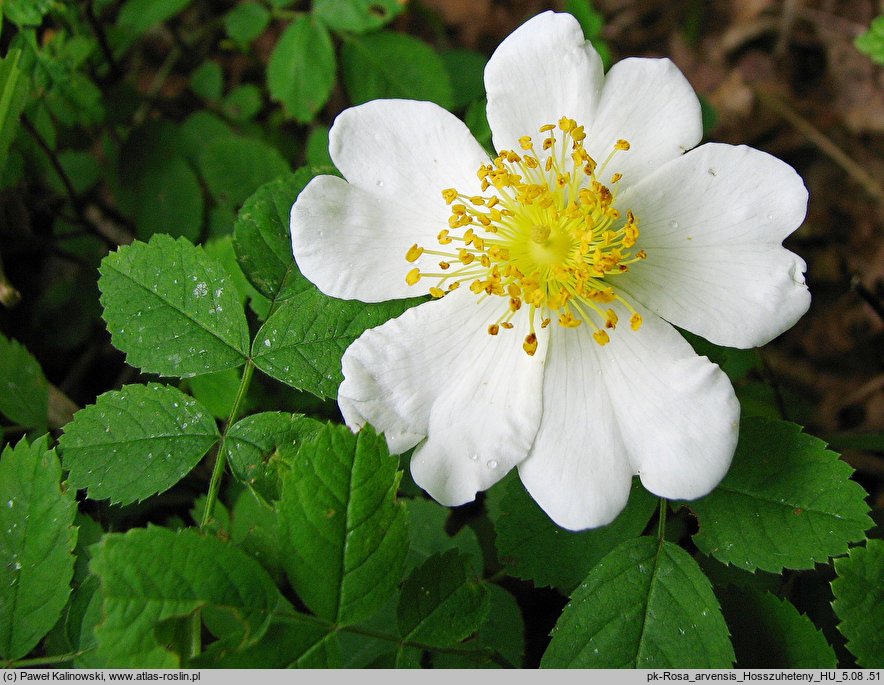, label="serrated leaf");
[229,488,283,582]
[90,527,284,668]
[0,437,77,660]
[718,588,836,668]
[267,16,335,123]
[688,417,872,573]
[59,383,219,504]
[313,0,404,34]
[225,411,323,502]
[195,615,341,668]
[251,288,422,398]
[832,540,883,668]
[99,234,250,377]
[342,31,453,109]
[0,332,48,429]
[433,583,525,668]
[405,498,483,574]
[494,477,656,592]
[543,537,734,668]
[397,550,489,649]
[233,170,321,302]
[278,423,408,625]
